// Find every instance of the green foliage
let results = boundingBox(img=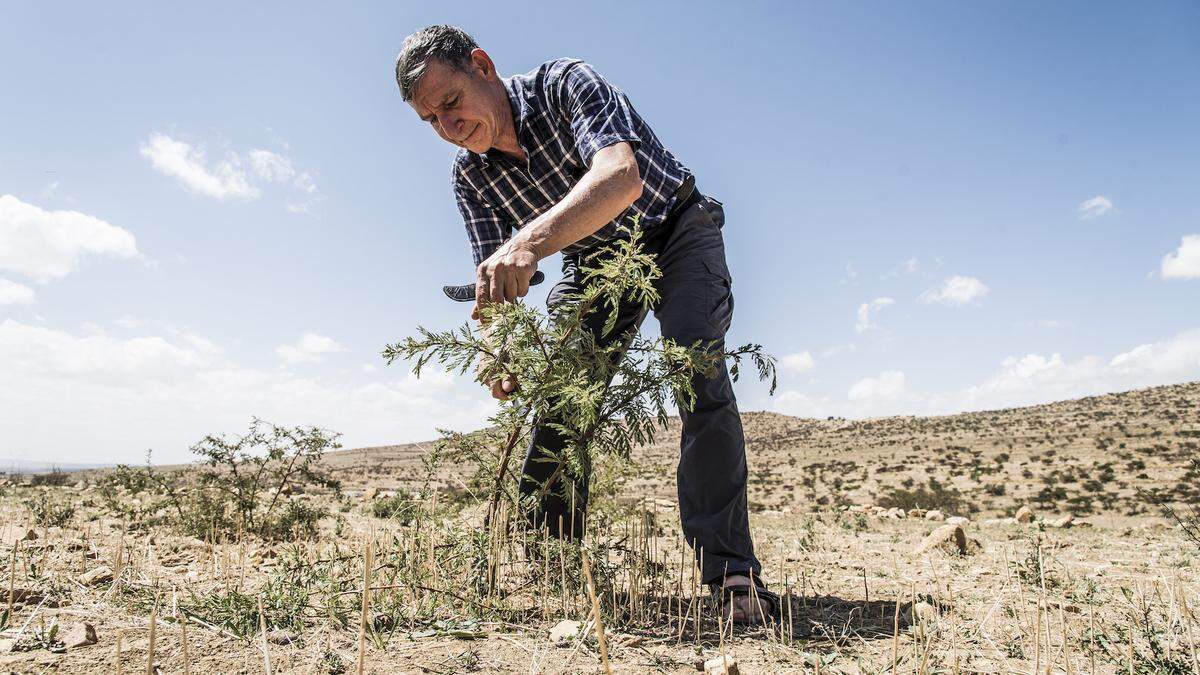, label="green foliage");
[370,492,416,522]
[97,420,341,541]
[24,491,76,527]
[383,224,777,523]
[876,477,975,515]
